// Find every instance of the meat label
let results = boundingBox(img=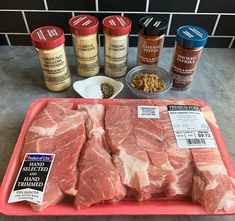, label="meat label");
[137,106,160,118]
[8,153,55,205]
[168,105,217,148]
